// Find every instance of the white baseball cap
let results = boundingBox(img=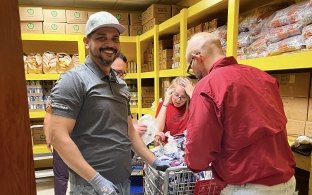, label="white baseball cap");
[85,11,125,36]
